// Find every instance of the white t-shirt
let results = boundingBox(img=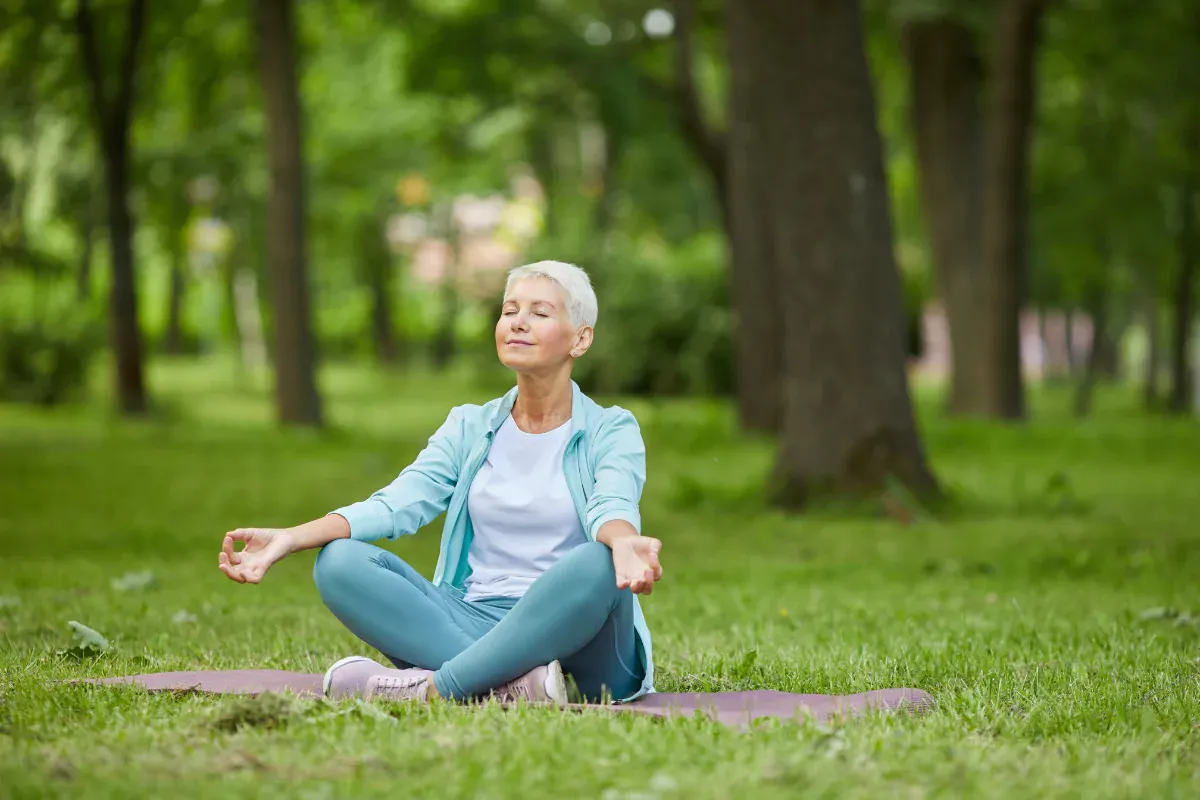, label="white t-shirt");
[463,415,588,601]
